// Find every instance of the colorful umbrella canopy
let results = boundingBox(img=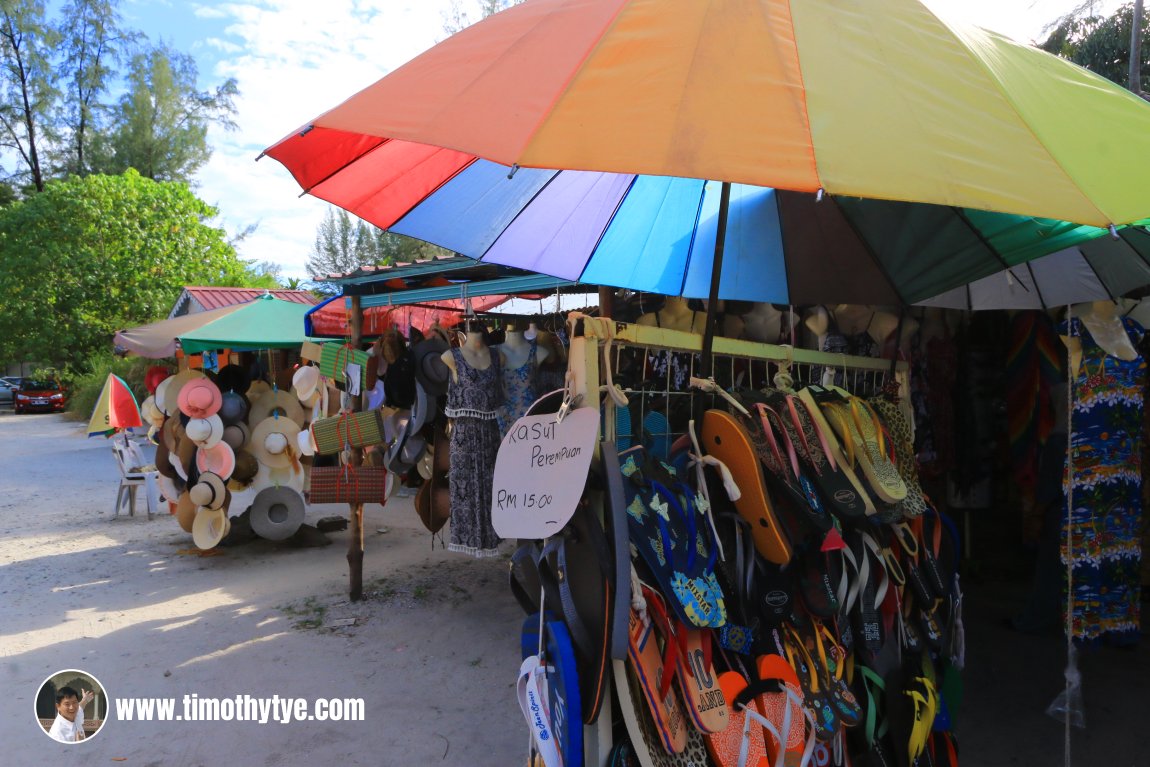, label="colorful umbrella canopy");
[265,0,1150,228]
[115,295,318,358]
[919,227,1150,310]
[87,373,142,437]
[289,159,1116,305]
